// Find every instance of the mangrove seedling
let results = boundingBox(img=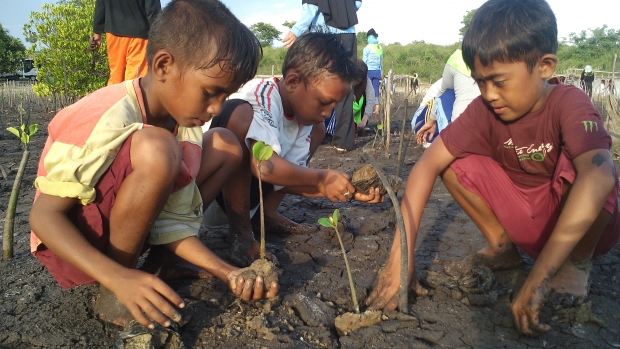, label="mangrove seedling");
[3,123,38,260]
[319,209,359,314]
[252,140,274,260]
